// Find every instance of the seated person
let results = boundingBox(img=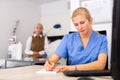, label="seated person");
[44,7,108,72]
[25,23,48,58]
